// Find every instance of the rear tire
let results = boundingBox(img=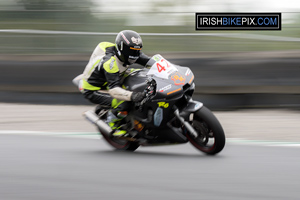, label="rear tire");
[187,106,225,155]
[99,128,140,151]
